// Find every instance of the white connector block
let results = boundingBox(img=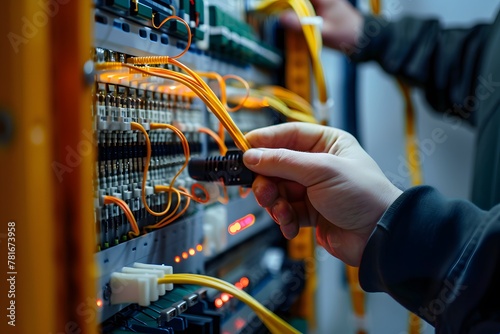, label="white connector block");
[133,262,174,291]
[109,263,173,306]
[110,272,154,306]
[121,267,165,299]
